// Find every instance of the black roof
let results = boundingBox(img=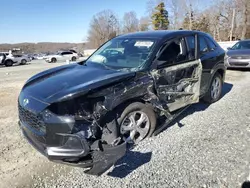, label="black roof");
[116,30,206,40]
